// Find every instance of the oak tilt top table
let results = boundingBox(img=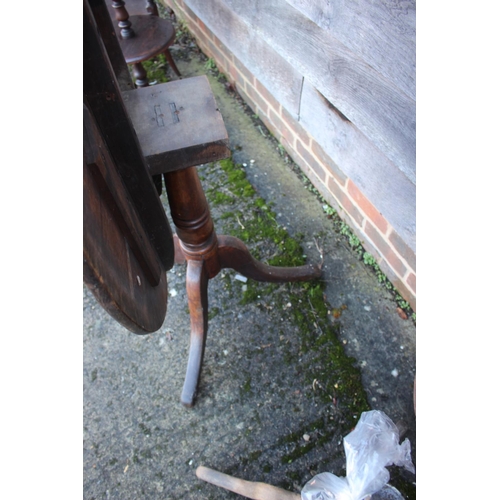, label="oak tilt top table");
[84,0,321,407]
